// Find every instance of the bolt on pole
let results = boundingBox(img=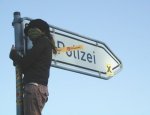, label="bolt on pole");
[12,12,24,115]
